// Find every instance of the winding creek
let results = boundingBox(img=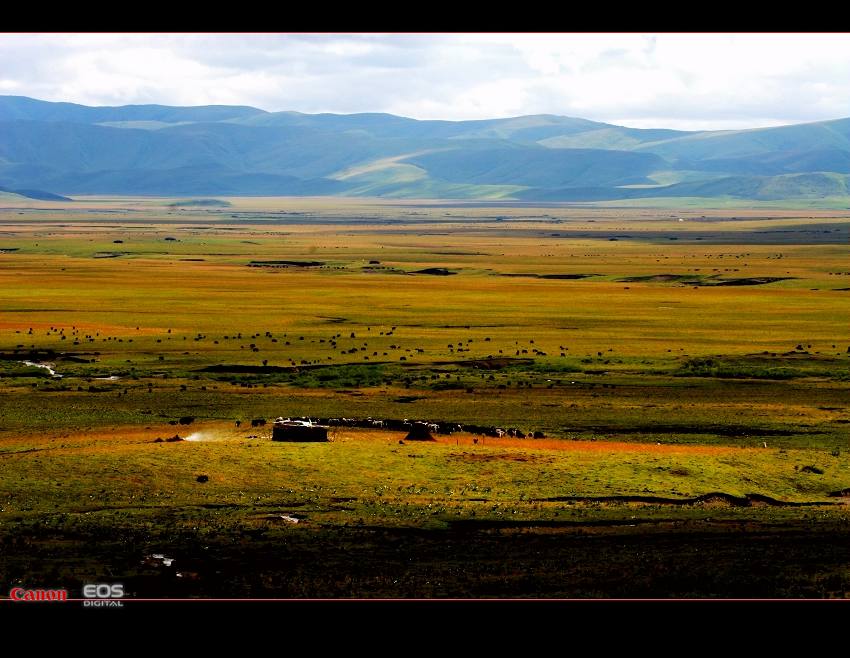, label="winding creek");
[21,360,62,378]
